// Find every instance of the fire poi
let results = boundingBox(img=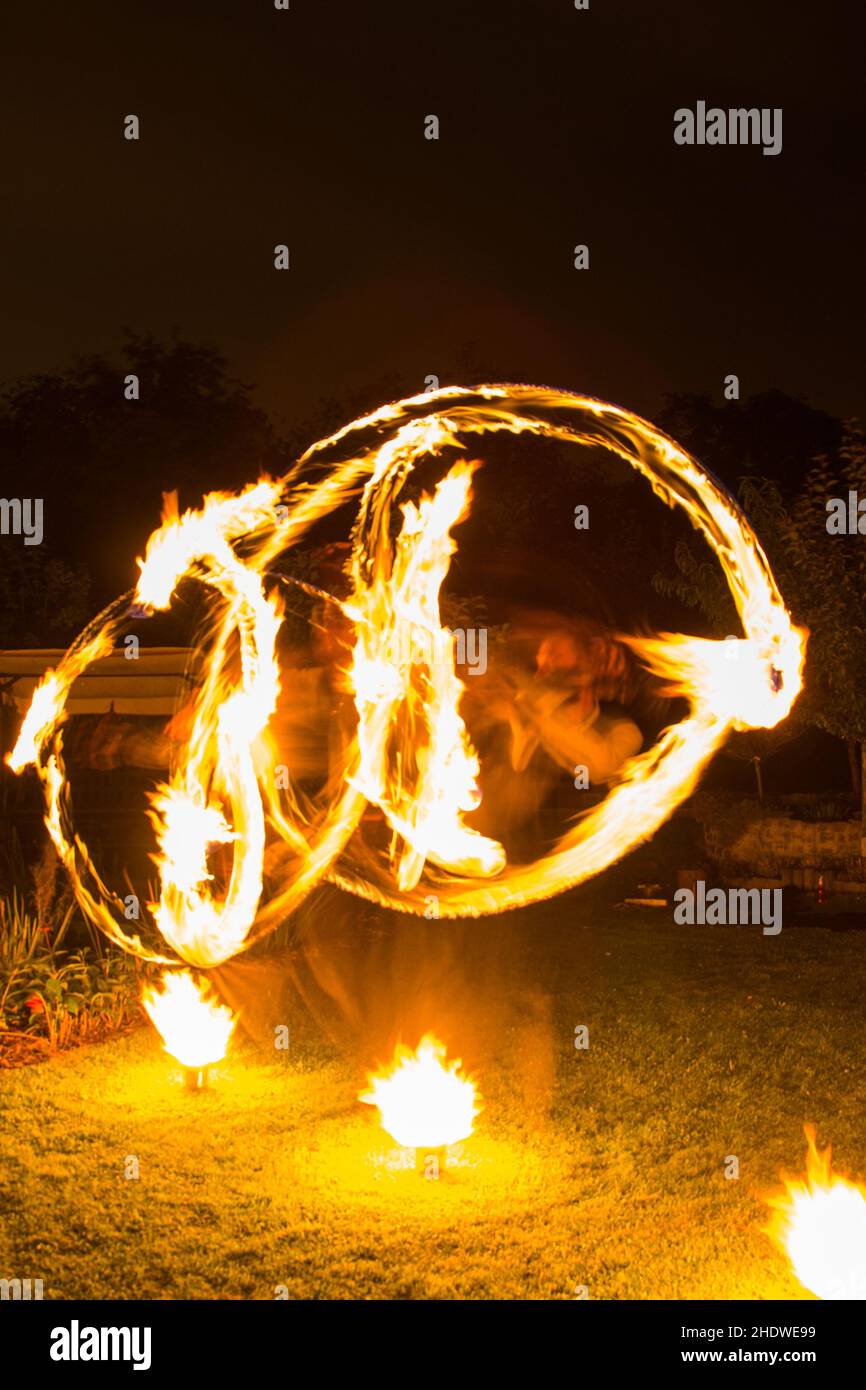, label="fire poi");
[5,384,806,1082]
[361,1036,477,1176]
[765,1127,866,1300]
